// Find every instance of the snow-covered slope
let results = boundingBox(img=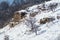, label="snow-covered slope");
[0,0,60,40]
